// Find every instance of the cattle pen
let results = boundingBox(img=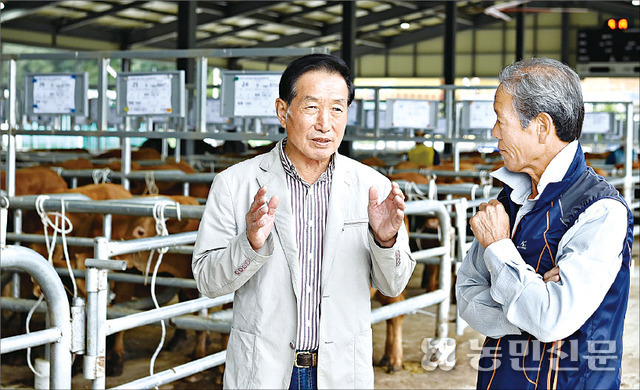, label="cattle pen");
[2,41,638,390]
[1,195,454,389]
